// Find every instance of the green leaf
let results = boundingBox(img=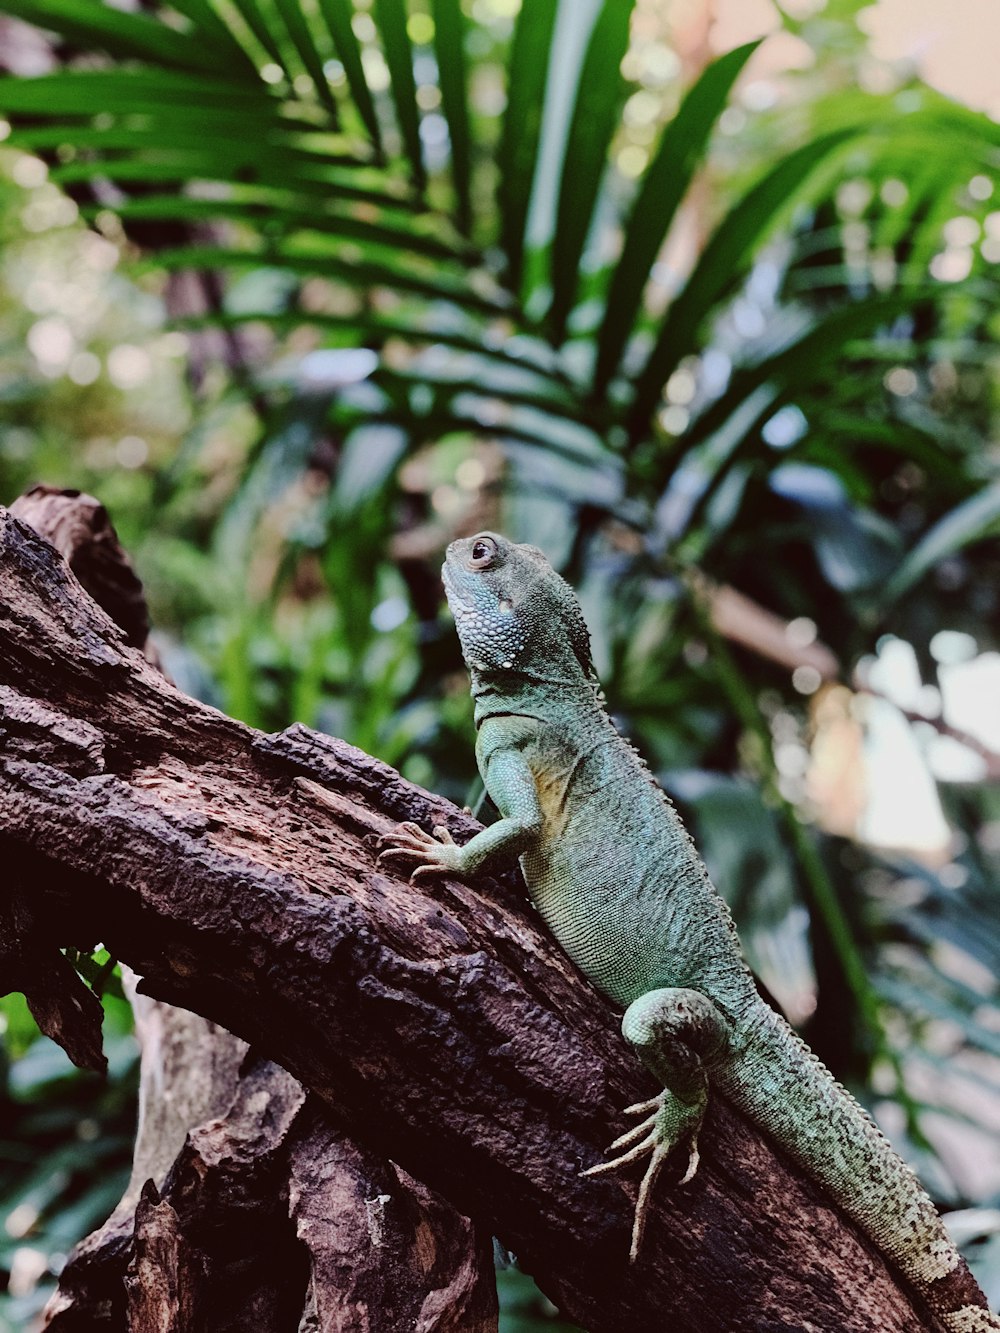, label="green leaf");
[884,481,1000,604]
[95,193,468,263]
[374,363,586,425]
[496,0,558,293]
[49,154,422,213]
[373,0,426,191]
[0,0,226,75]
[228,0,287,67]
[0,67,270,114]
[592,40,759,395]
[155,0,260,74]
[143,243,510,318]
[626,126,859,441]
[547,0,635,345]
[317,0,383,151]
[272,0,340,124]
[11,117,350,155]
[177,309,558,377]
[432,0,472,233]
[677,292,924,481]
